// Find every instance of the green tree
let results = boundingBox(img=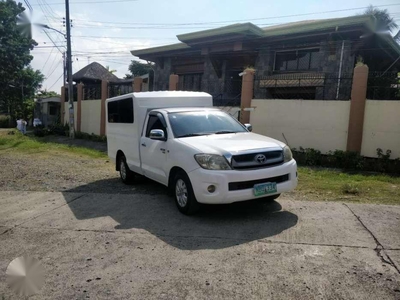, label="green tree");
[0,0,43,122]
[363,5,399,39]
[37,90,61,98]
[106,65,117,74]
[8,67,44,120]
[128,61,153,77]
